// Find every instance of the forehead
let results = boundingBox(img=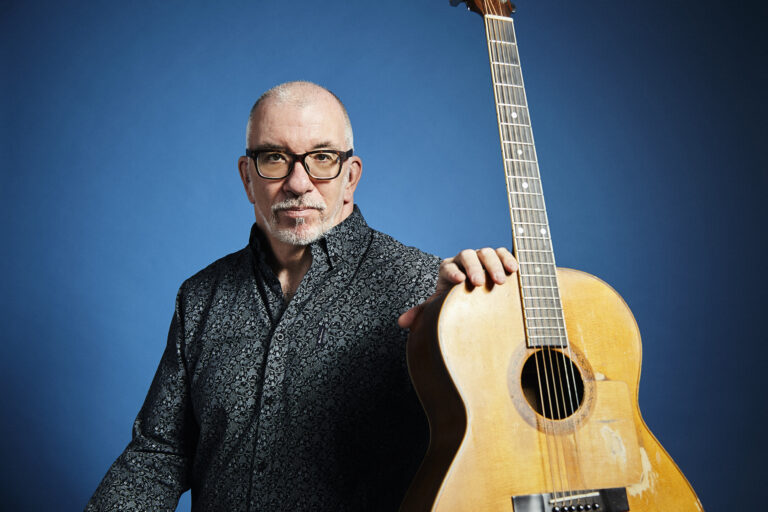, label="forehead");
[249,94,347,149]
